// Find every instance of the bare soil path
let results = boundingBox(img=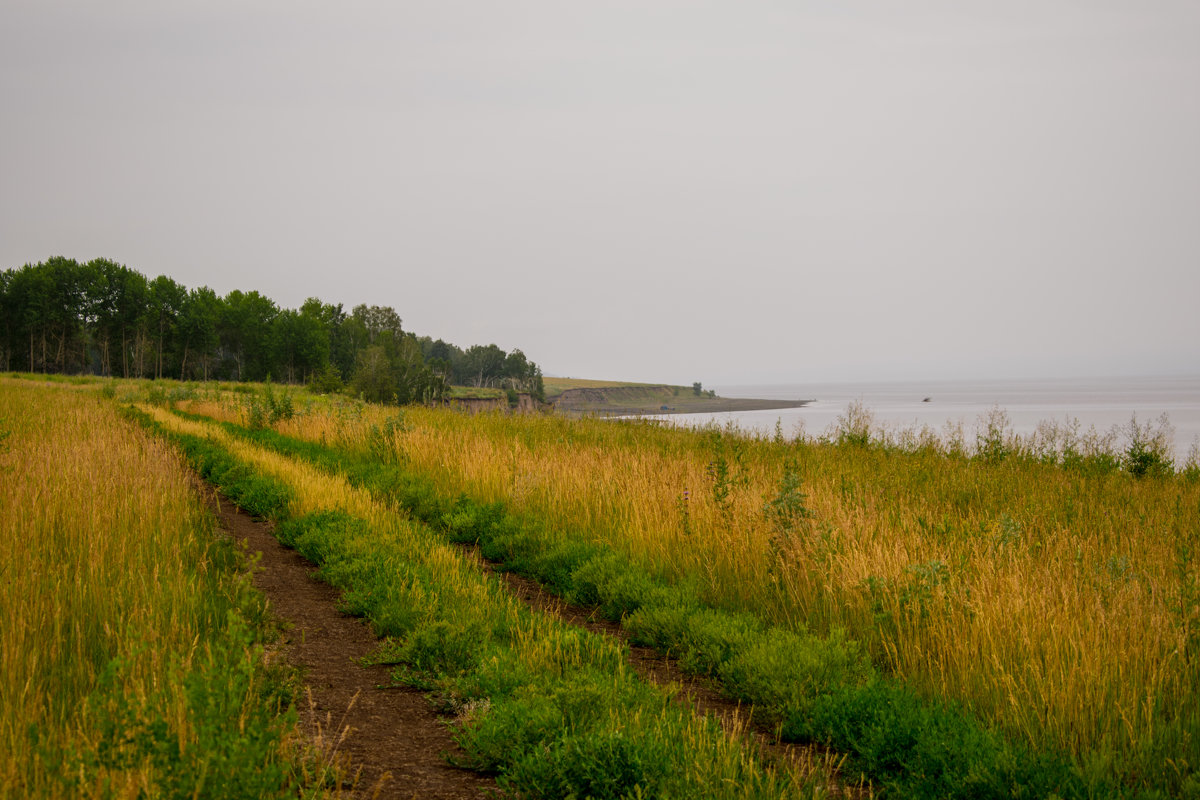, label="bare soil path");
[200,479,857,798]
[203,486,499,800]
